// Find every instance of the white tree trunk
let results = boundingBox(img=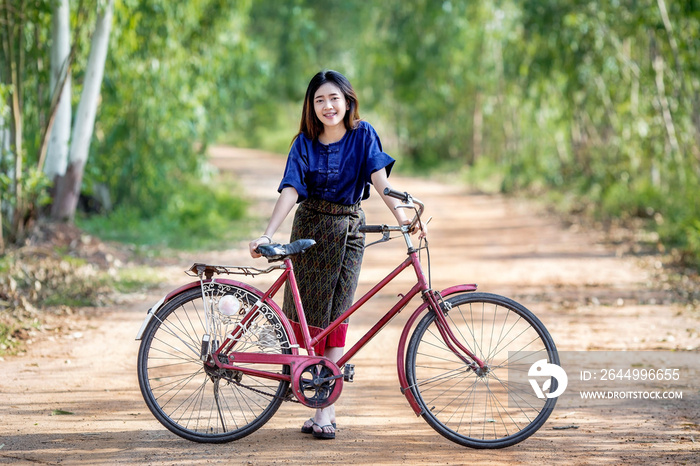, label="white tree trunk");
[44,0,72,179]
[52,0,114,221]
[69,0,113,169]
